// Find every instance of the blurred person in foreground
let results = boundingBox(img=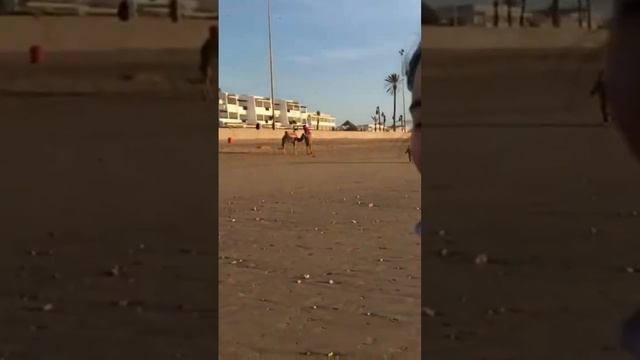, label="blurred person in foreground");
[407,46,421,235]
[608,1,640,358]
[607,0,640,158]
